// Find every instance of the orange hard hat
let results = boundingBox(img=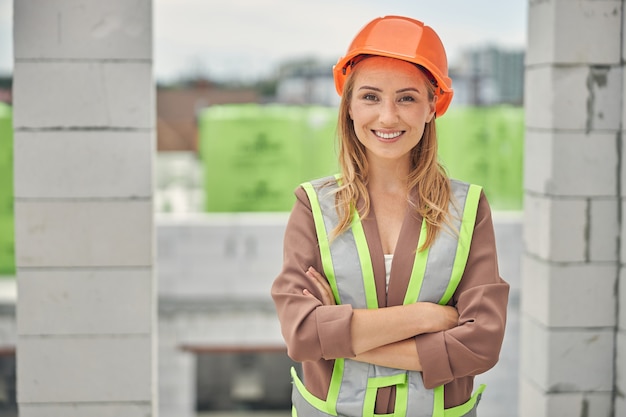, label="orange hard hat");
[333,15,454,116]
